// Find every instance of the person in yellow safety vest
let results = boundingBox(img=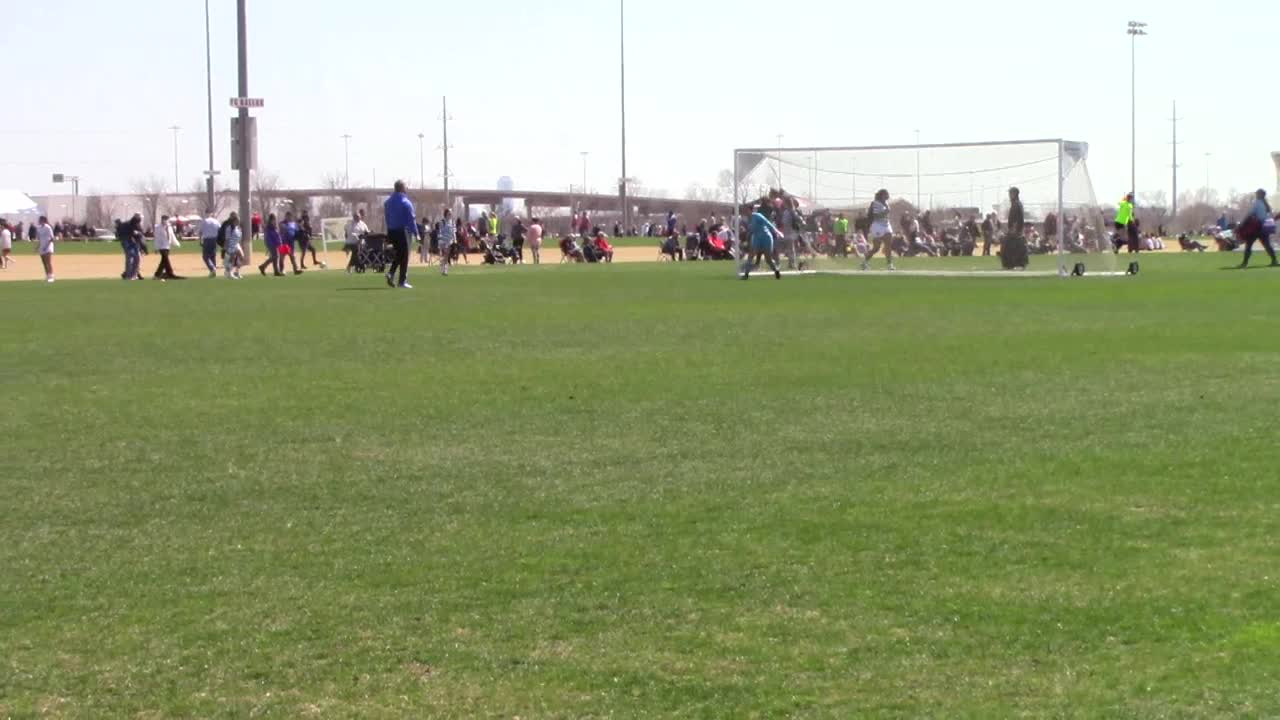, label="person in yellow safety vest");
[1115,193,1140,253]
[489,213,499,238]
[832,213,850,258]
